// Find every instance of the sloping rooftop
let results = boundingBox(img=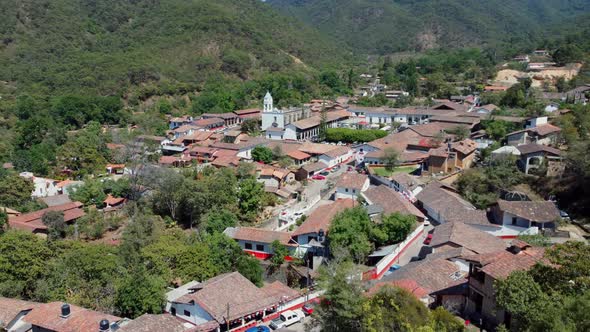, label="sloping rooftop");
[0,297,38,329]
[173,272,287,323]
[8,202,85,233]
[362,186,425,220]
[507,123,562,137]
[430,222,507,254]
[381,258,467,295]
[321,146,351,158]
[516,143,561,156]
[287,150,312,161]
[335,173,368,190]
[416,182,477,222]
[119,314,193,332]
[223,227,294,246]
[293,199,354,236]
[497,200,560,223]
[24,302,120,332]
